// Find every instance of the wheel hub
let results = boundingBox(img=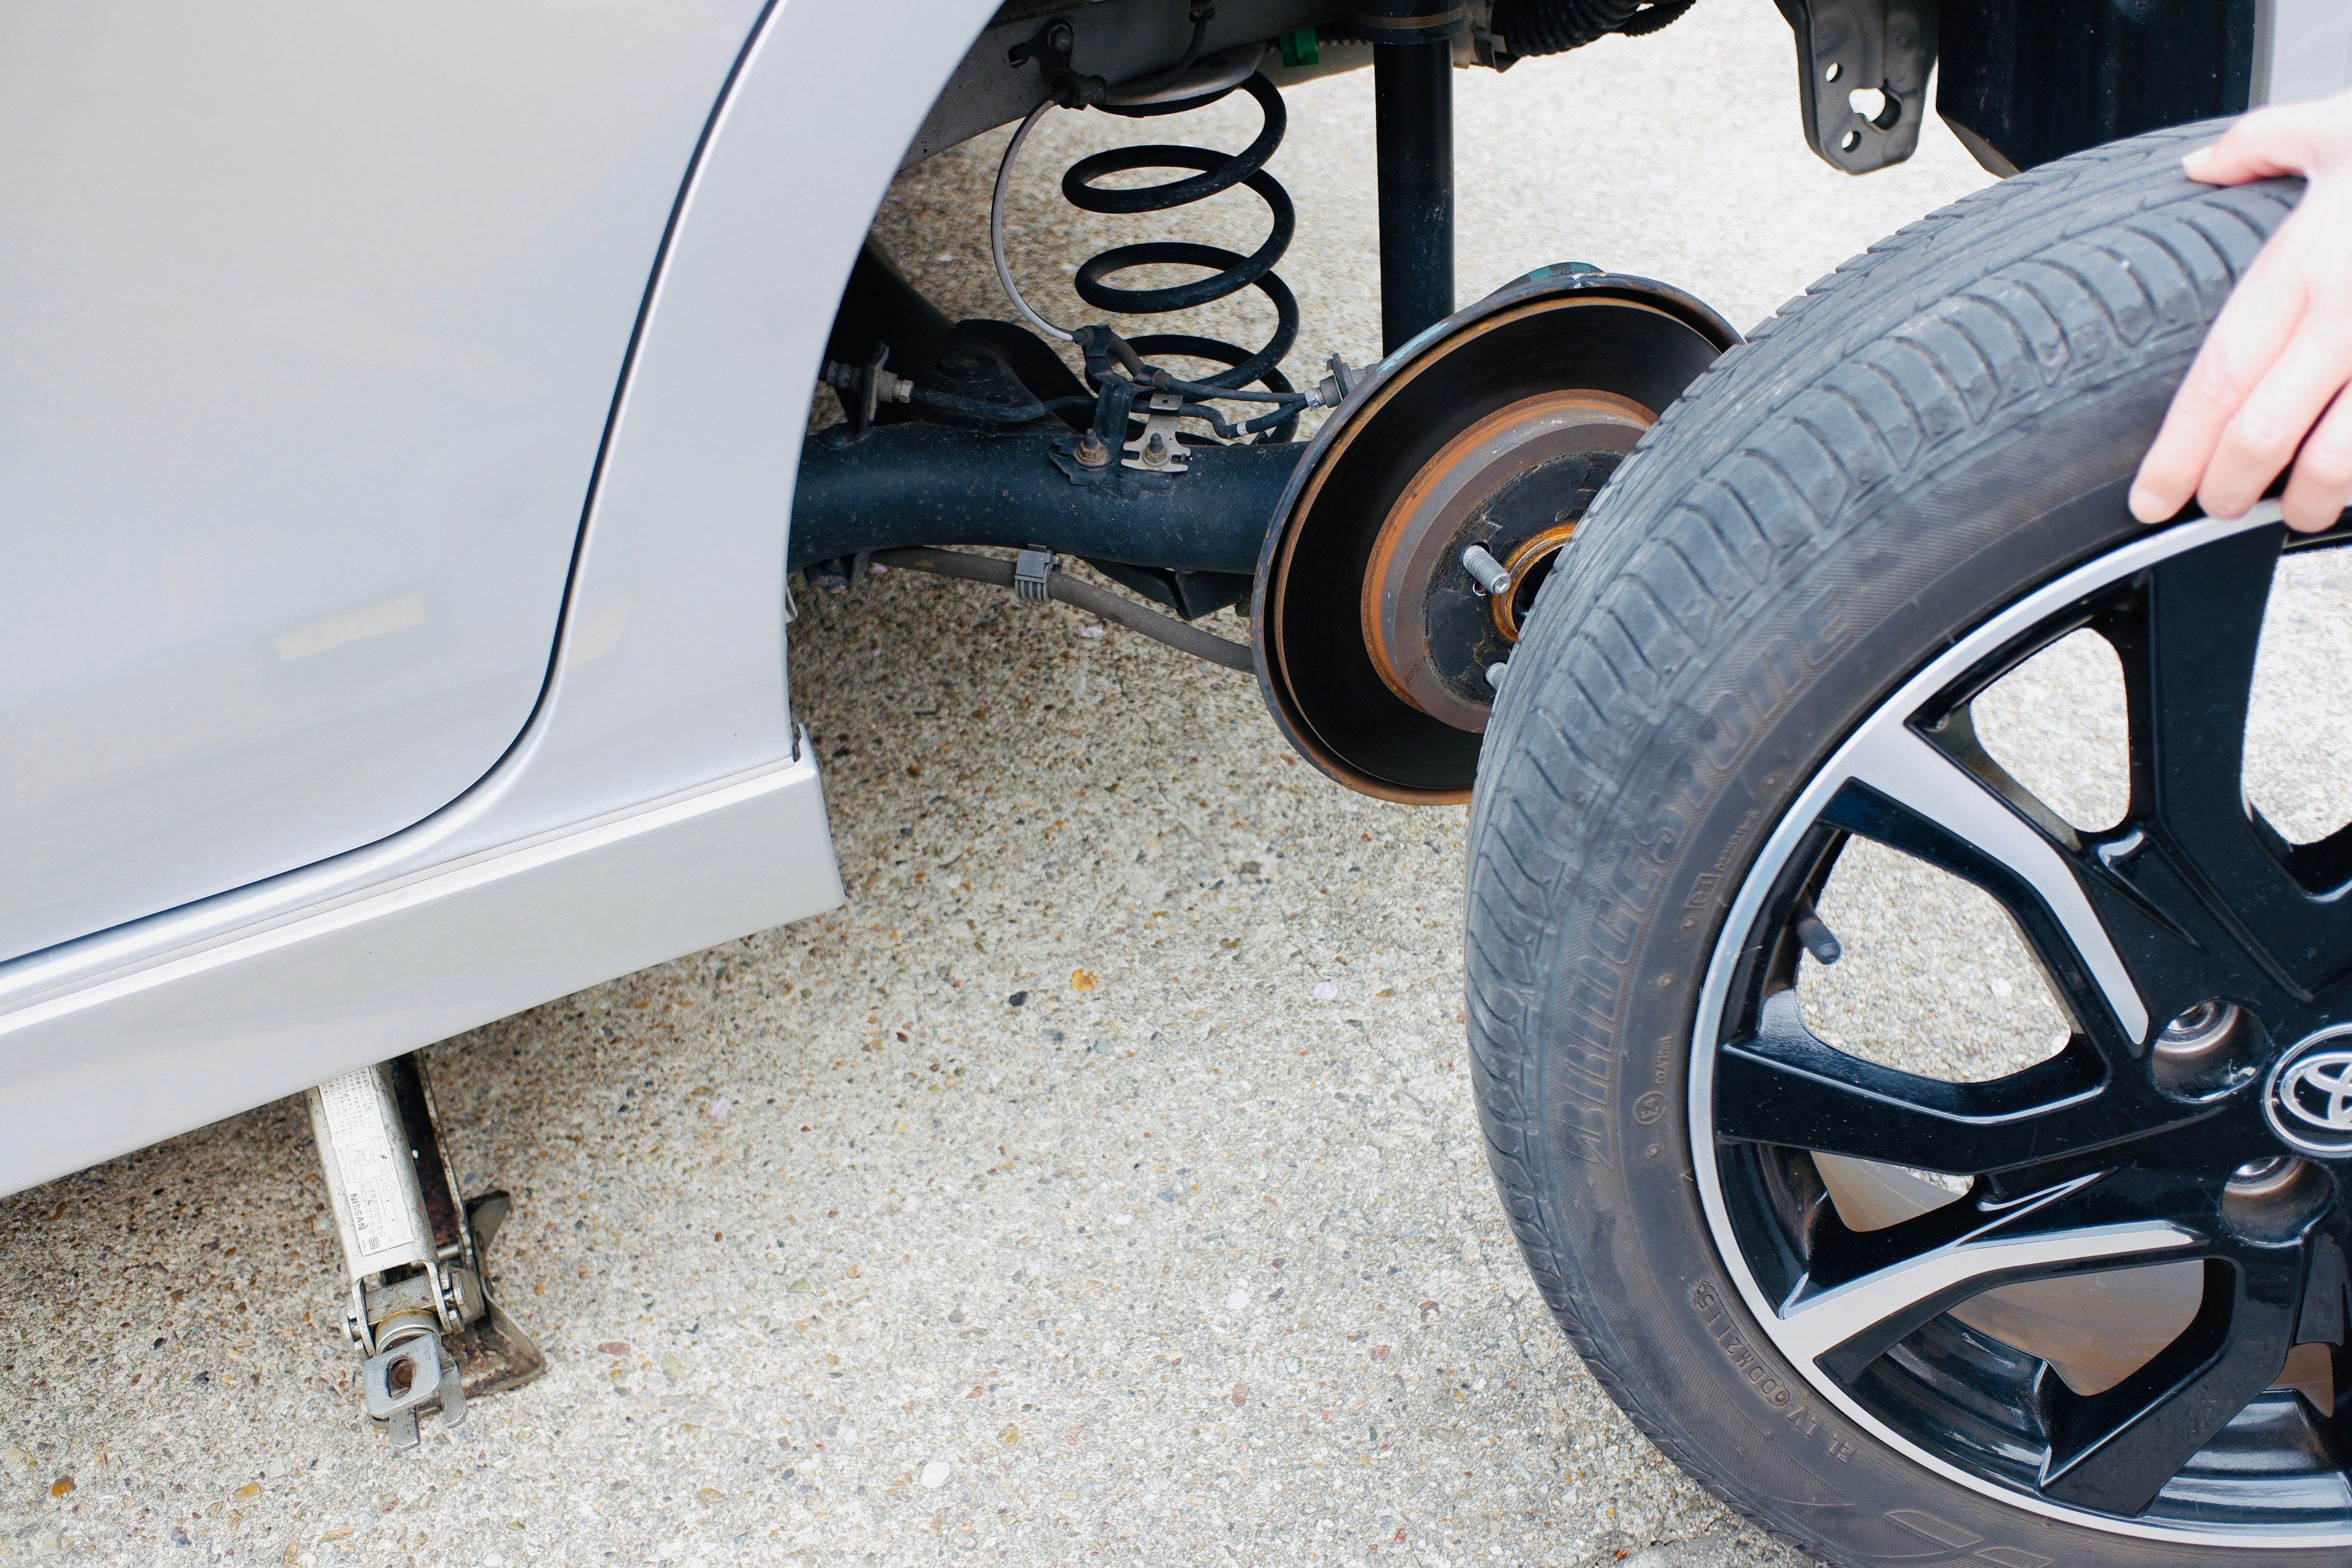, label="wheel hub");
[1358,390,1646,733]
